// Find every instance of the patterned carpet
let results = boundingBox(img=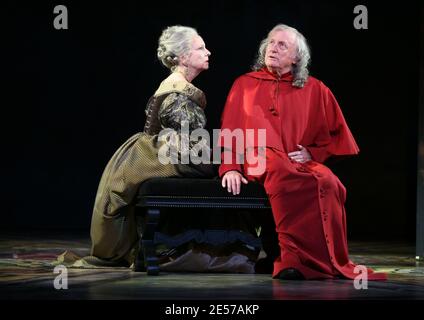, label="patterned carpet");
[1,233,423,299]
